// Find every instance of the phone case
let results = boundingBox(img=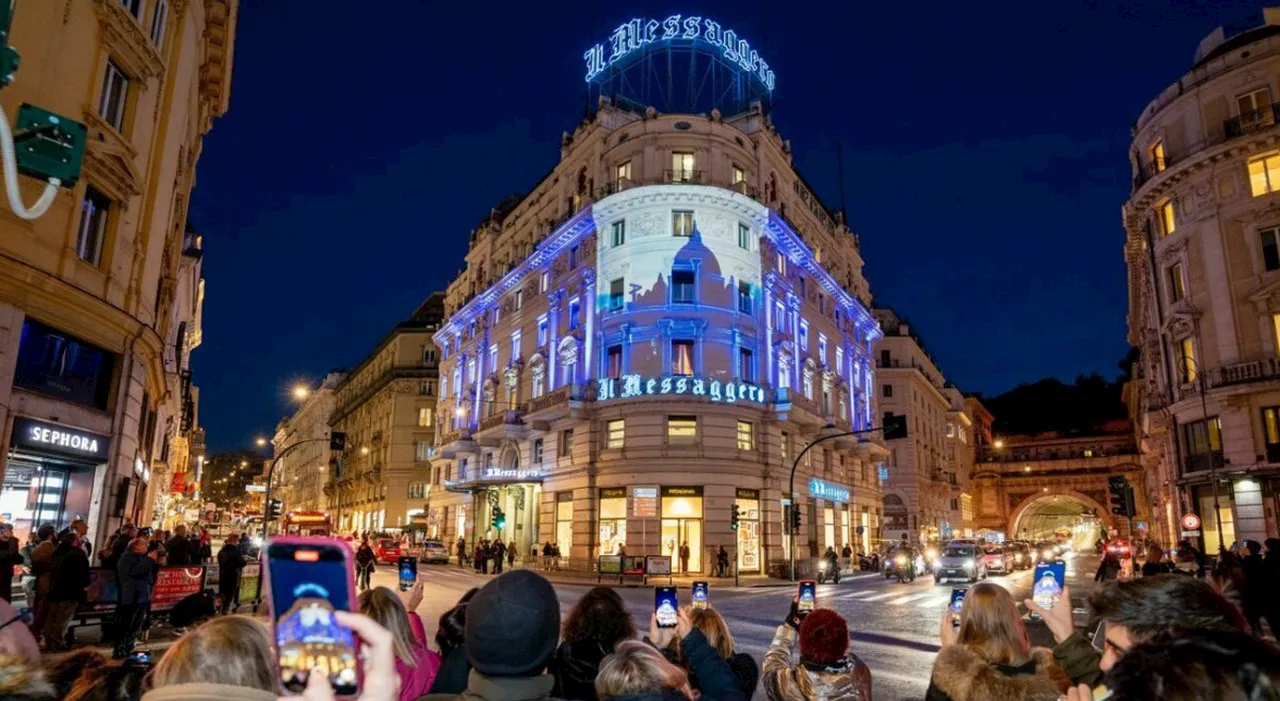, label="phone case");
[263,536,362,698]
